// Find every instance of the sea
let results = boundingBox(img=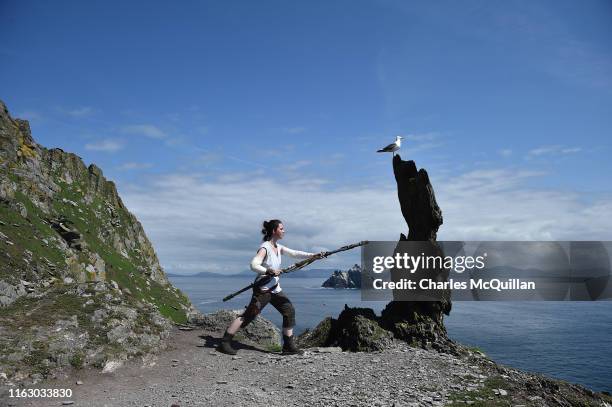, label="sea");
[169,275,612,393]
